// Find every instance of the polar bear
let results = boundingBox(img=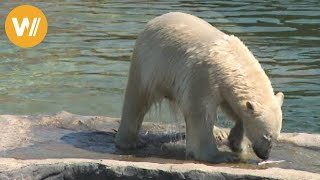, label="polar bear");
[115,12,284,162]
